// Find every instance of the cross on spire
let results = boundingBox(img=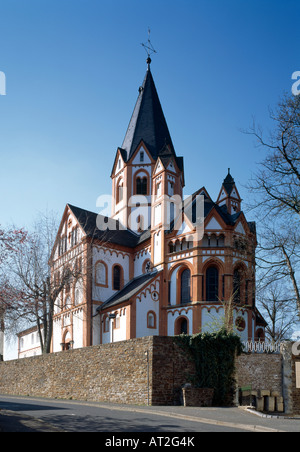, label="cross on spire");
[141,28,157,68]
